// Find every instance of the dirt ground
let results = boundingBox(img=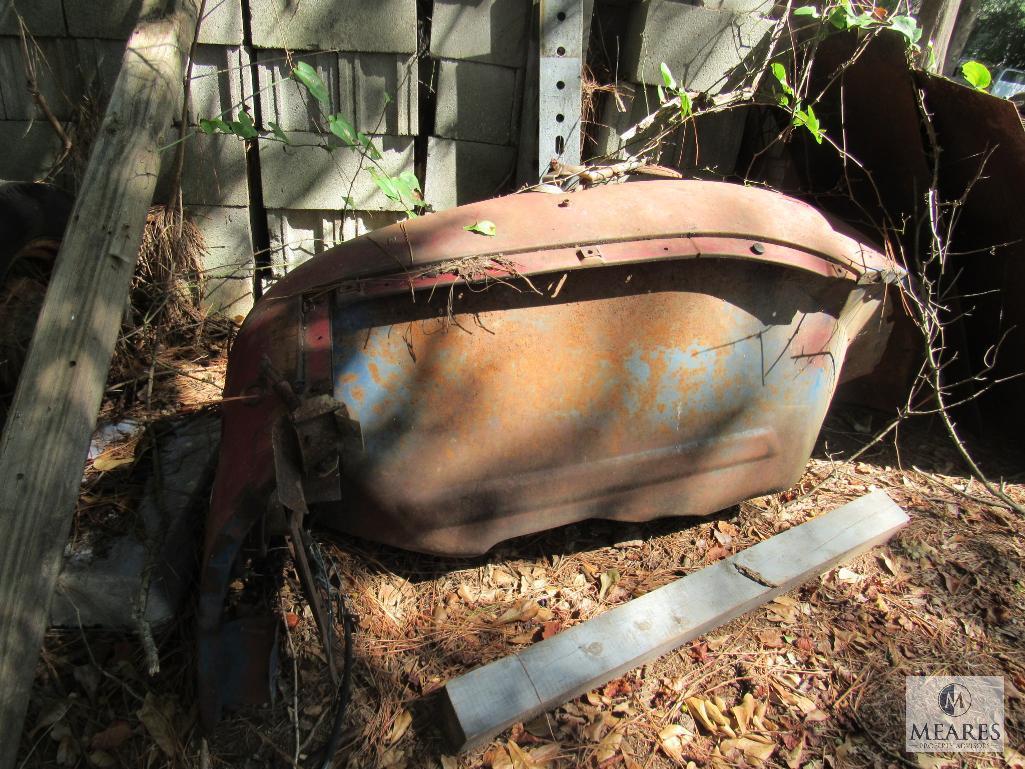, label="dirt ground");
[14,343,1025,769]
